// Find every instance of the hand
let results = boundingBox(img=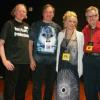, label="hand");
[3,59,14,71]
[30,58,36,71]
